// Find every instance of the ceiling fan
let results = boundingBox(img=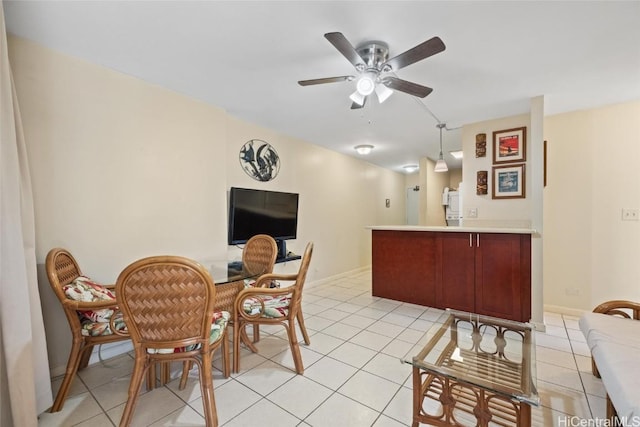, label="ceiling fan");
[298,32,446,109]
